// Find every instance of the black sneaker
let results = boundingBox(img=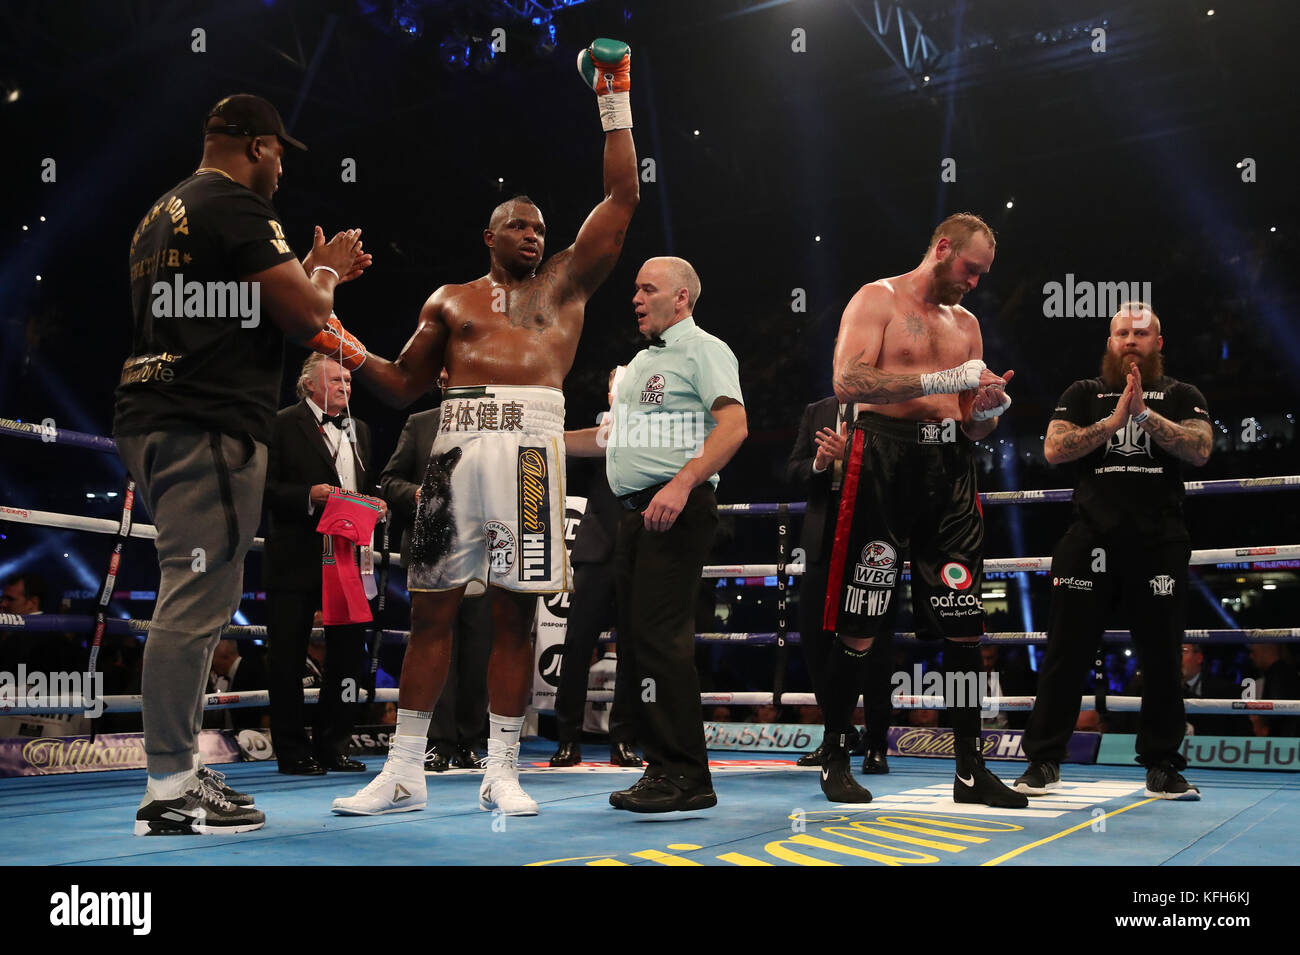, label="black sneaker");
[820,753,873,803]
[954,738,1028,808]
[1013,760,1061,796]
[1145,764,1201,801]
[135,783,266,835]
[197,765,254,807]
